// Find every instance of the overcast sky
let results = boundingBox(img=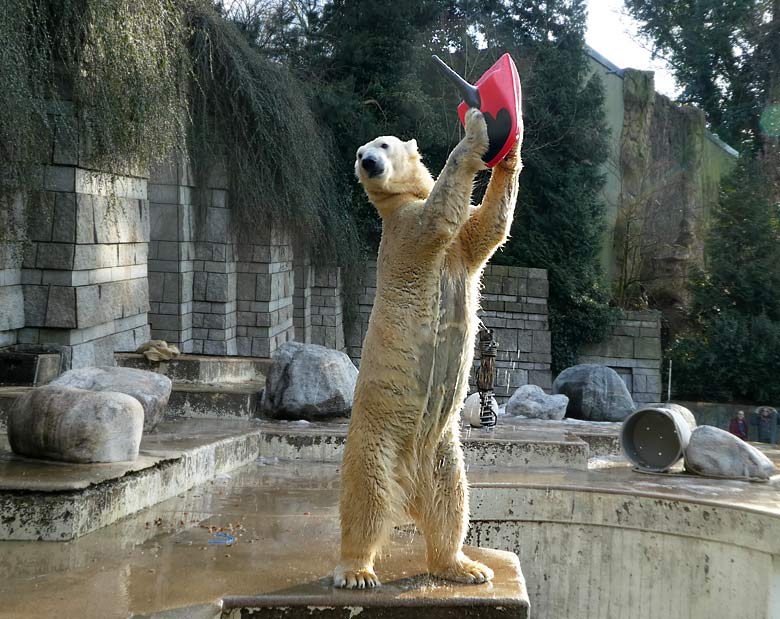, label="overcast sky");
[586,0,679,98]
